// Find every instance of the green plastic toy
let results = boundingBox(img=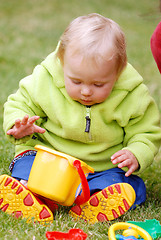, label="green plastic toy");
[127,219,161,239]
